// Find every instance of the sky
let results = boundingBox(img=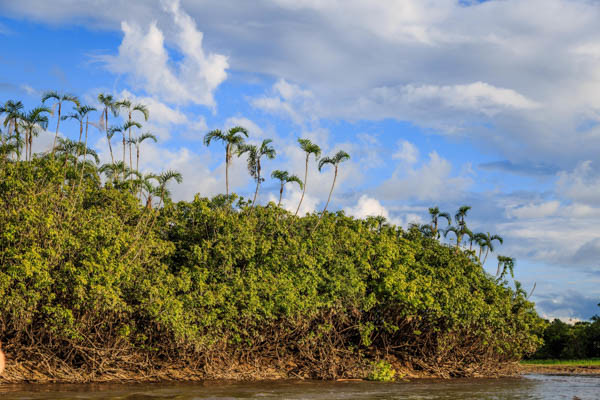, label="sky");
[1,0,599,320]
